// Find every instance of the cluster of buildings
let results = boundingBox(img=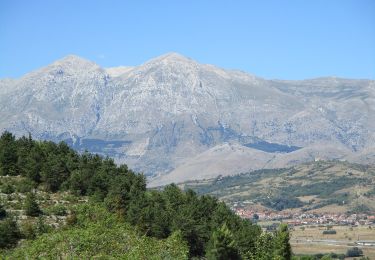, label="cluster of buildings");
[233,207,375,226]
